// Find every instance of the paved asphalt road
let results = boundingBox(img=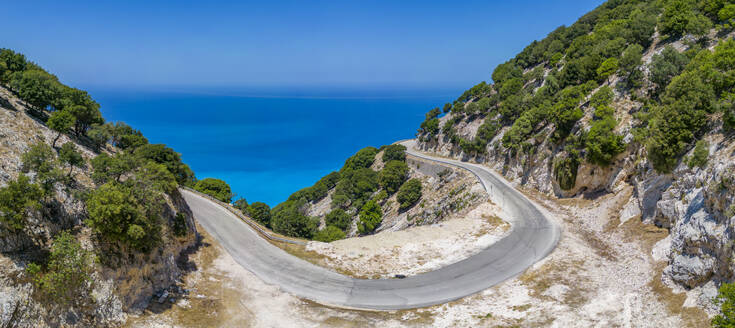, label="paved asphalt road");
[181,140,560,310]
